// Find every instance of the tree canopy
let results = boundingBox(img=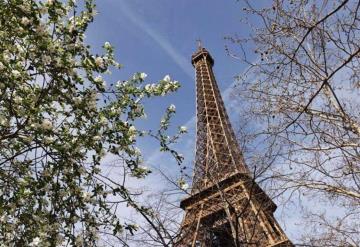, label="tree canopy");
[228,0,360,245]
[0,0,182,246]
